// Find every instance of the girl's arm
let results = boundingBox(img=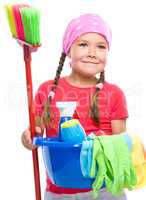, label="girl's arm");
[111,119,127,135]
